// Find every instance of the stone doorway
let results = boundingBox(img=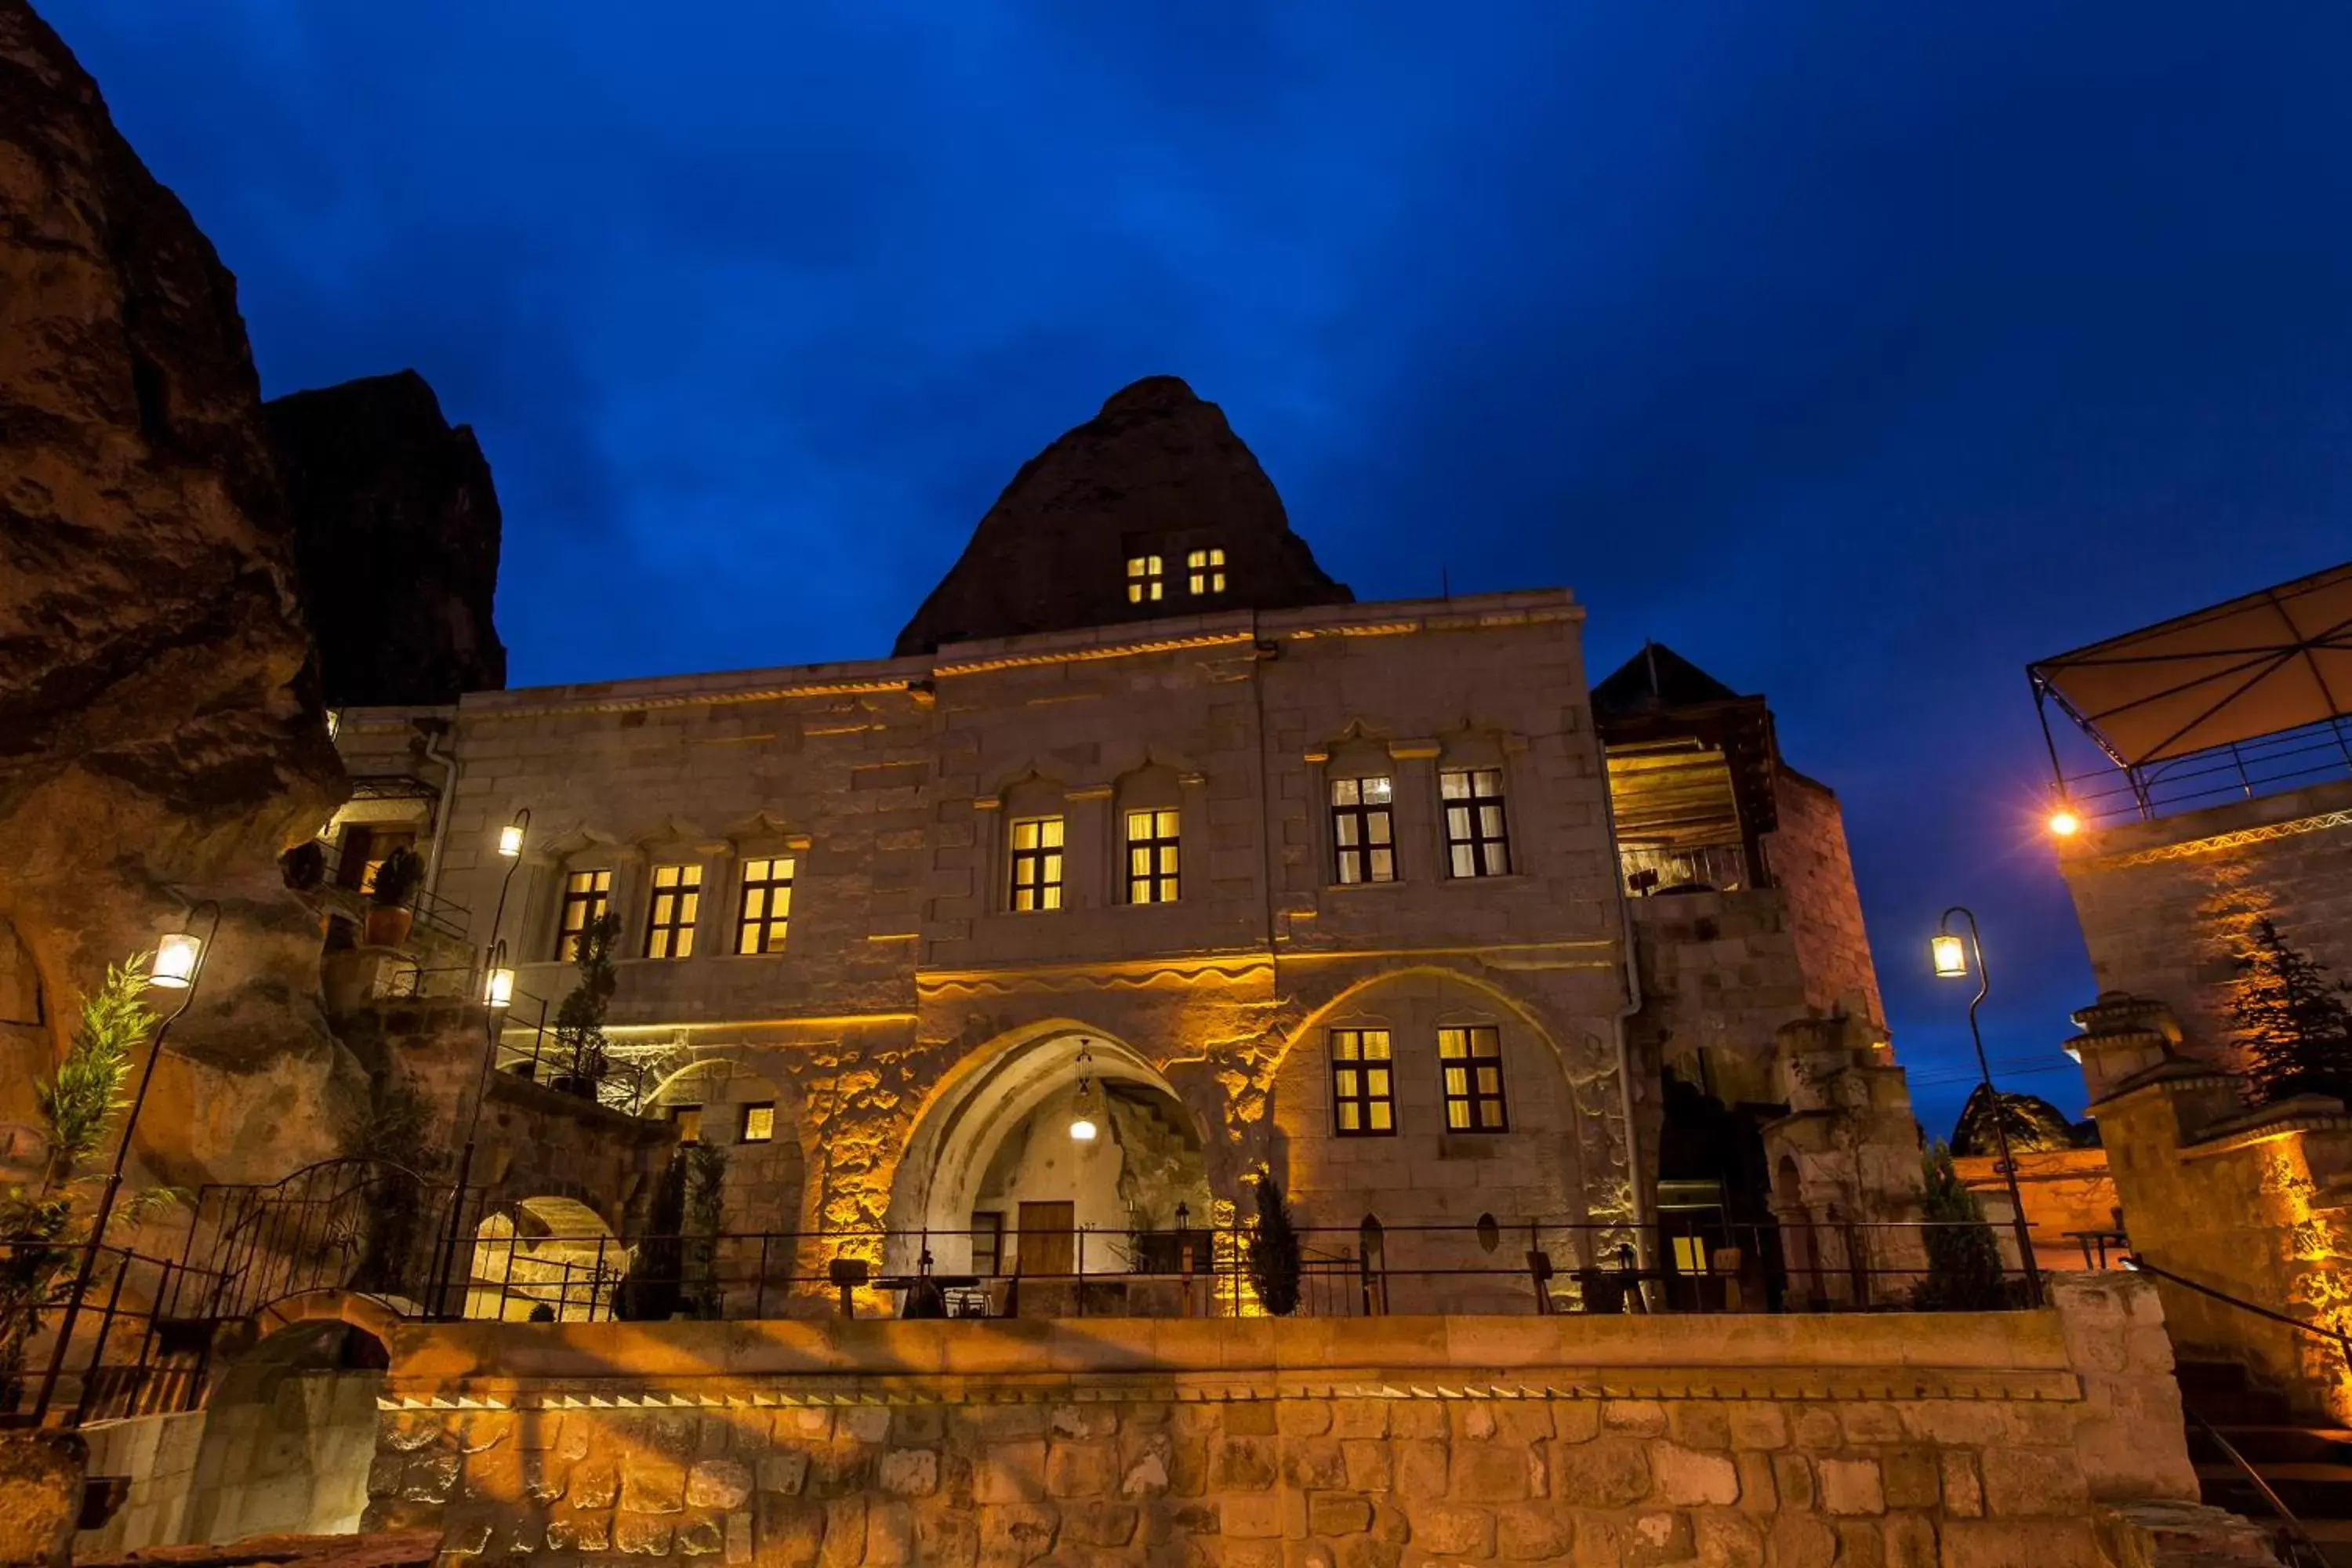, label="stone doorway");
[884,1029,1213,1307]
